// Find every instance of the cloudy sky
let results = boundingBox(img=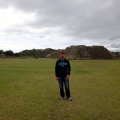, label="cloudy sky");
[0,0,120,52]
